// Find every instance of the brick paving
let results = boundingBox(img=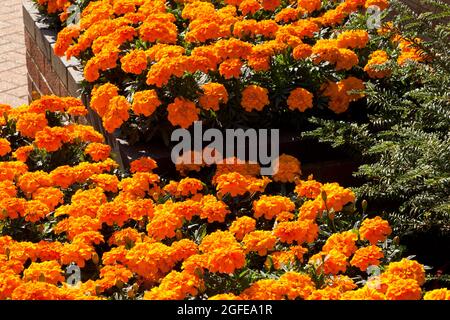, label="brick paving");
[0,0,28,107]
